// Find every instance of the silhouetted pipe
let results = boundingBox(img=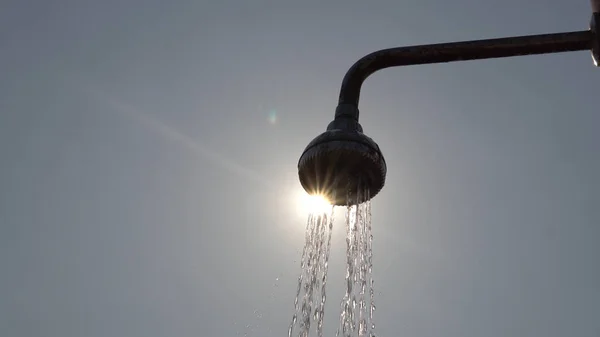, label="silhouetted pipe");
[338,29,595,114]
